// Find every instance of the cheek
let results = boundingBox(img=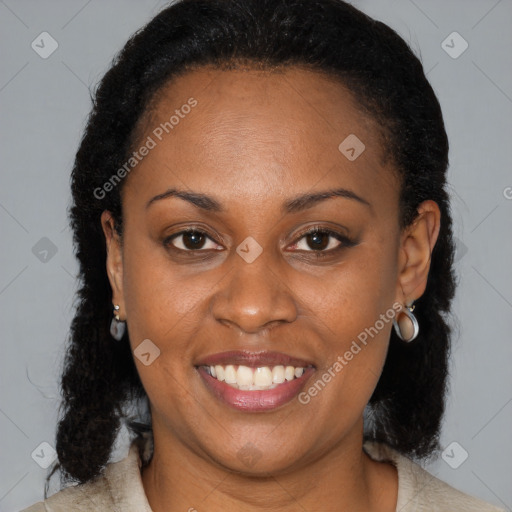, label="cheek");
[305,239,398,403]
[120,242,201,413]
[304,237,398,336]
[120,231,221,394]
[121,232,200,340]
